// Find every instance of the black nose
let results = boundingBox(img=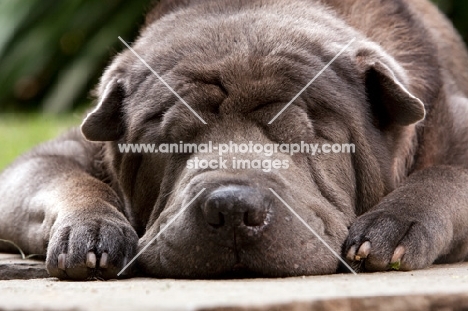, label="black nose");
[201,185,269,228]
